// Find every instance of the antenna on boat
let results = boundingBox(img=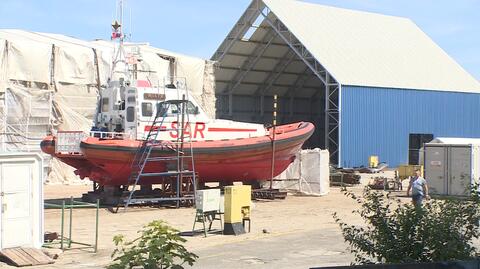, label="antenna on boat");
[128,6,132,41]
[110,0,130,81]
